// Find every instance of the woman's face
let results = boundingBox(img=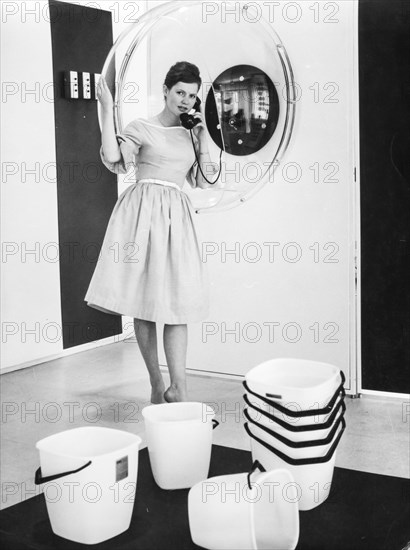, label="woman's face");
[164,81,199,117]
